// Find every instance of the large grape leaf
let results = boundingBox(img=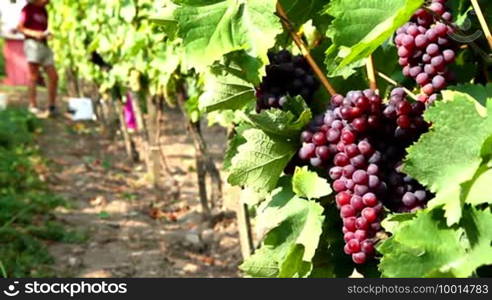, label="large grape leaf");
[256,176,296,236]
[241,181,325,278]
[228,129,298,192]
[279,0,327,28]
[309,204,355,278]
[381,213,416,234]
[223,51,264,86]
[464,167,492,206]
[199,66,256,112]
[292,166,332,200]
[459,207,492,275]
[324,0,423,77]
[171,0,223,5]
[223,134,246,171]
[378,207,492,277]
[244,106,312,139]
[224,123,251,171]
[447,83,492,107]
[404,92,492,225]
[174,0,282,69]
